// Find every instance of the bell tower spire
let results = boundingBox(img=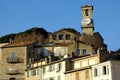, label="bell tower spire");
[81,5,94,35]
